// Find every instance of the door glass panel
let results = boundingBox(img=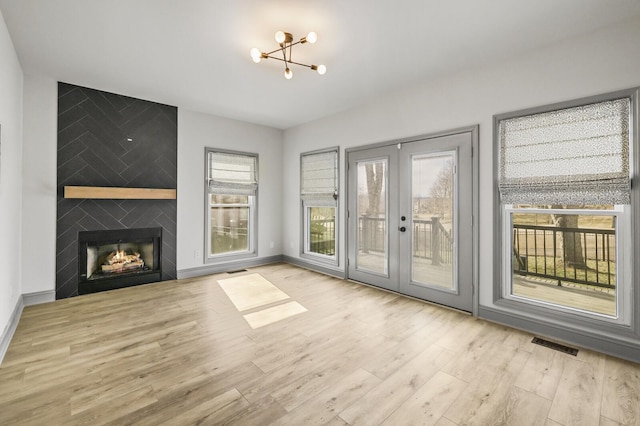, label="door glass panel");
[356,159,388,275]
[411,154,454,289]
